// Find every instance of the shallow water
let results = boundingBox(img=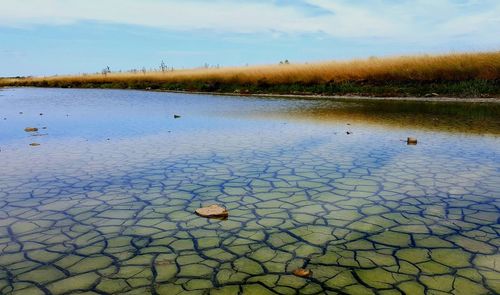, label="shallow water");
[0,88,499,295]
